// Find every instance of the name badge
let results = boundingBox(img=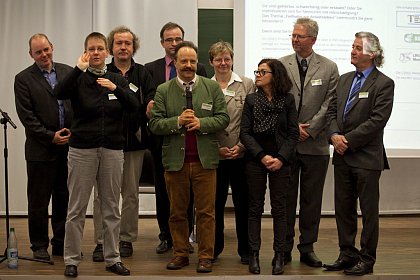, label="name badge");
[311,79,322,86]
[129,83,138,93]
[225,89,235,97]
[108,93,117,100]
[359,92,369,99]
[201,103,213,111]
